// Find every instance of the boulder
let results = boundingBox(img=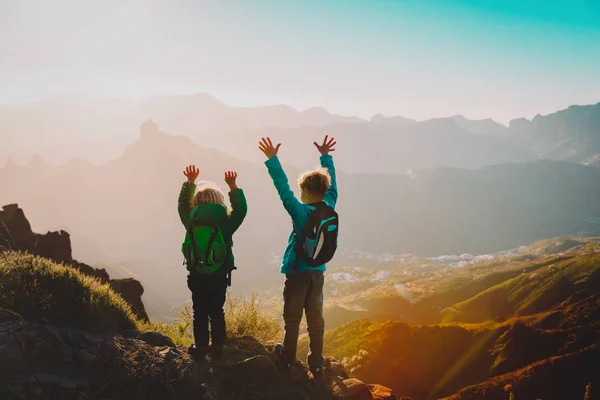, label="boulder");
[110,278,150,322]
[367,384,396,400]
[230,355,278,386]
[137,331,175,348]
[331,378,374,400]
[325,357,349,379]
